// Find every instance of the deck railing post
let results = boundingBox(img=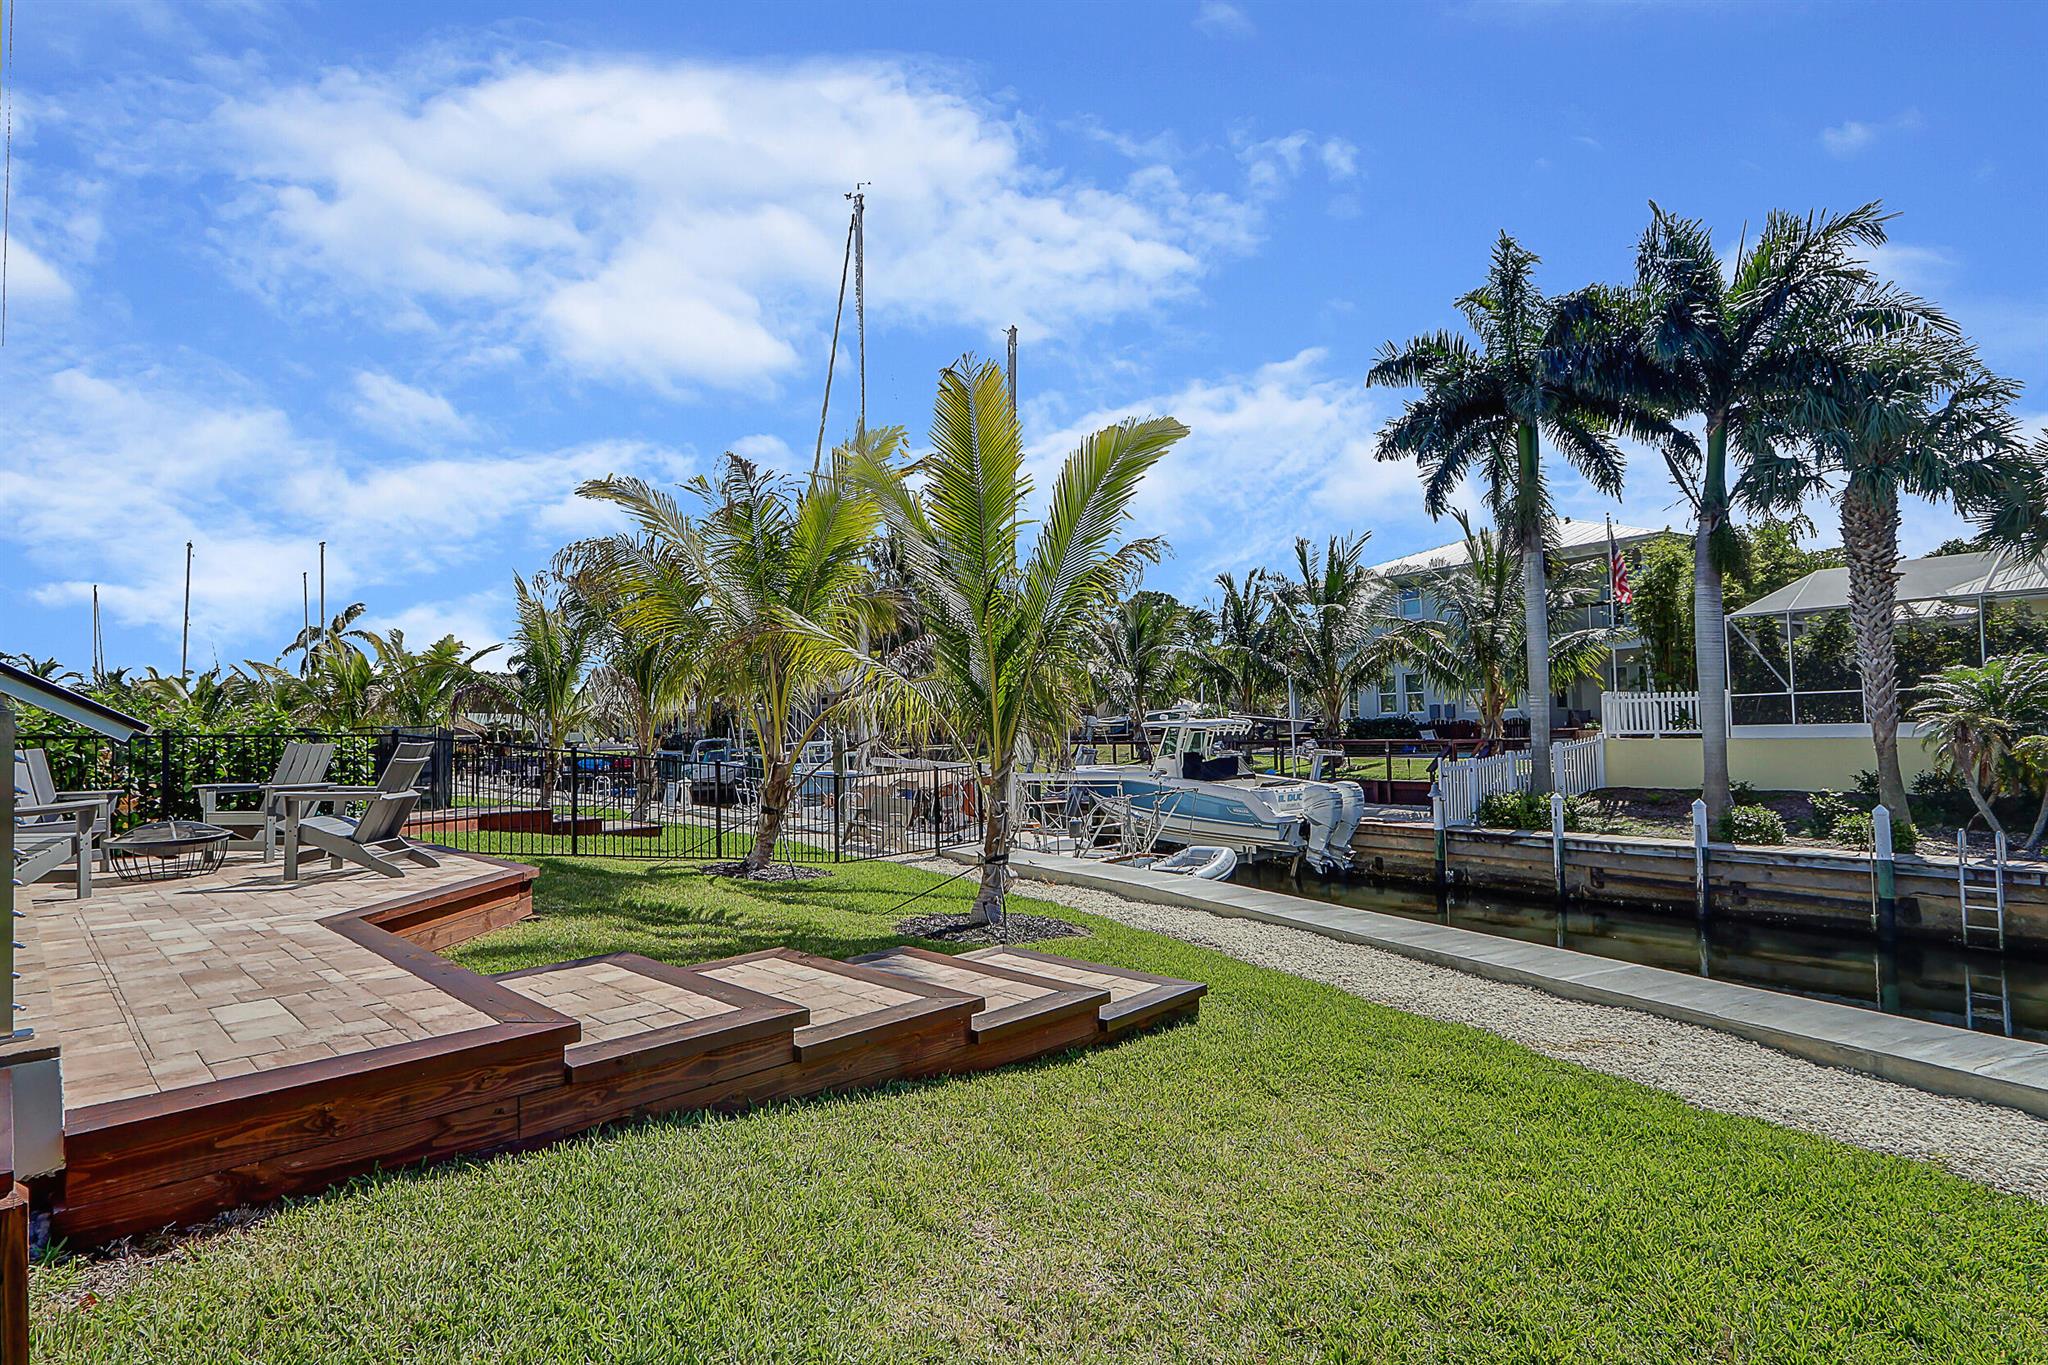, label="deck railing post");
[1872,804,1898,944]
[1692,798,1710,924]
